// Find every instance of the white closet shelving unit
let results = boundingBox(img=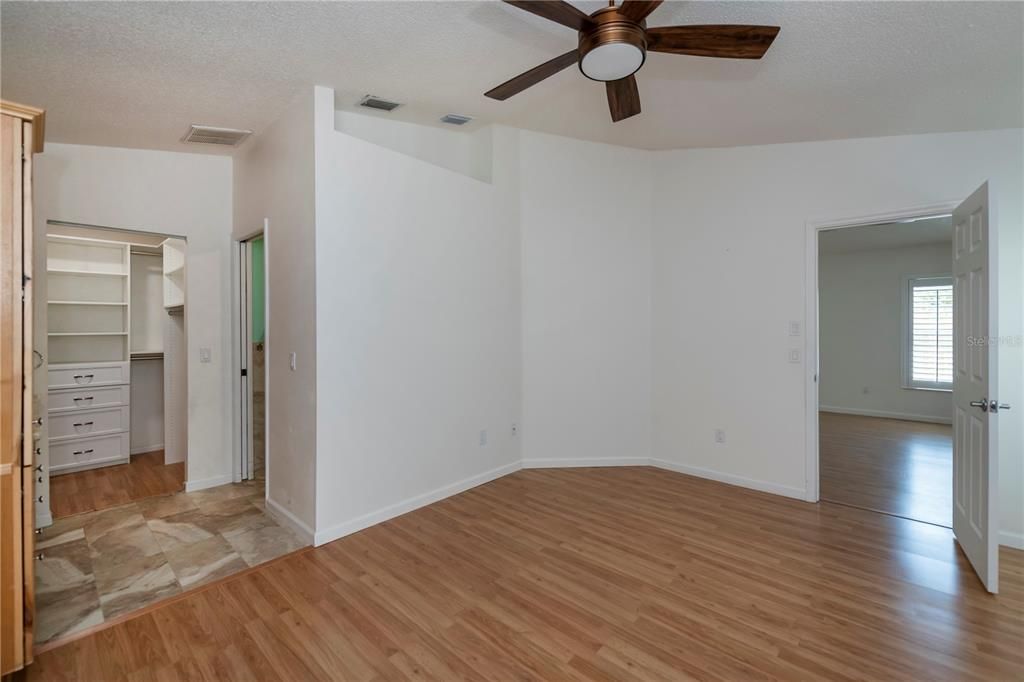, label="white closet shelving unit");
[46,235,131,473]
[160,237,187,465]
[162,237,185,312]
